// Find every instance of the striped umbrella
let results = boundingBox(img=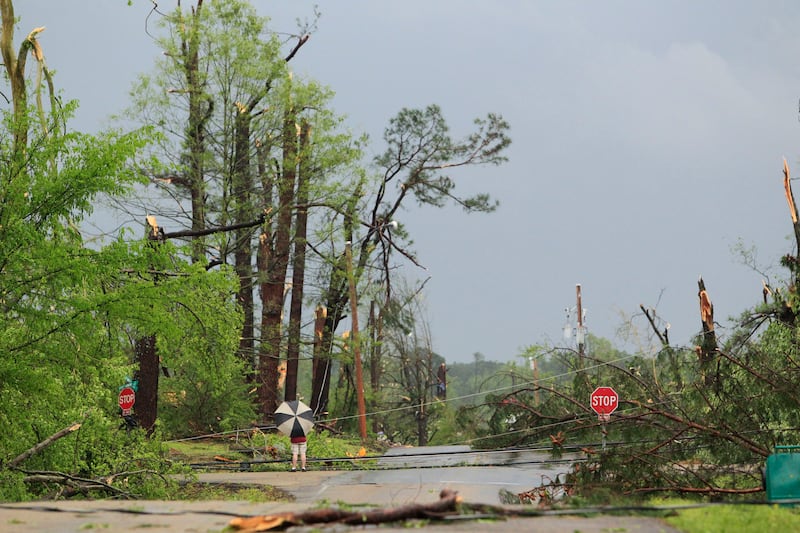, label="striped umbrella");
[274,400,314,439]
